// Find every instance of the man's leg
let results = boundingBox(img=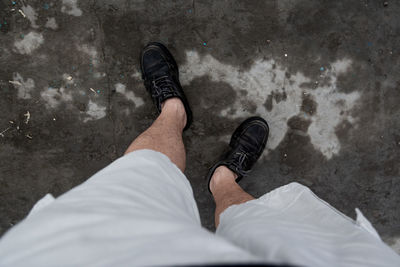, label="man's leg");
[0,43,260,266]
[209,122,400,267]
[124,98,186,172]
[209,166,254,227]
[205,117,269,228]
